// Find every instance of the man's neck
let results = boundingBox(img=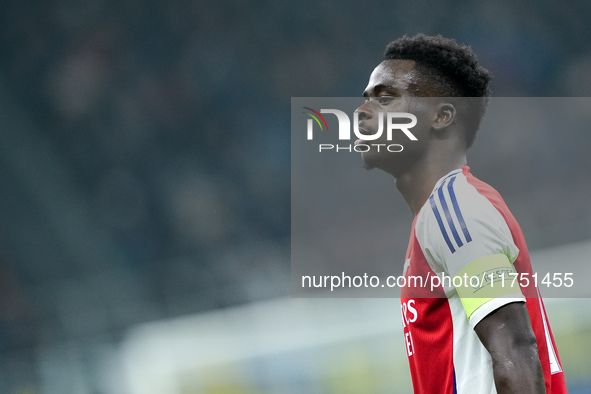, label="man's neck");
[395,155,467,216]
